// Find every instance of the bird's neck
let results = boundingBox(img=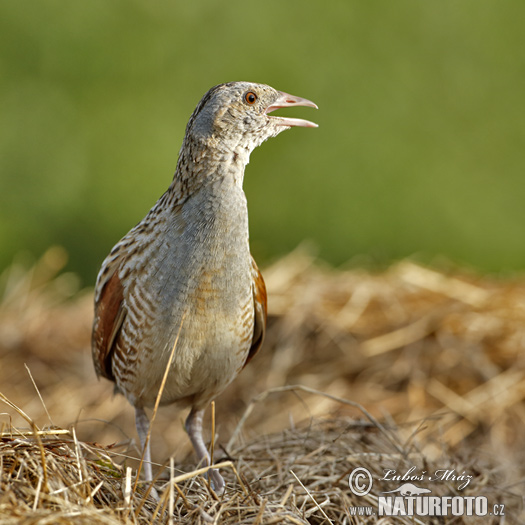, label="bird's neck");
[168,136,251,204]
